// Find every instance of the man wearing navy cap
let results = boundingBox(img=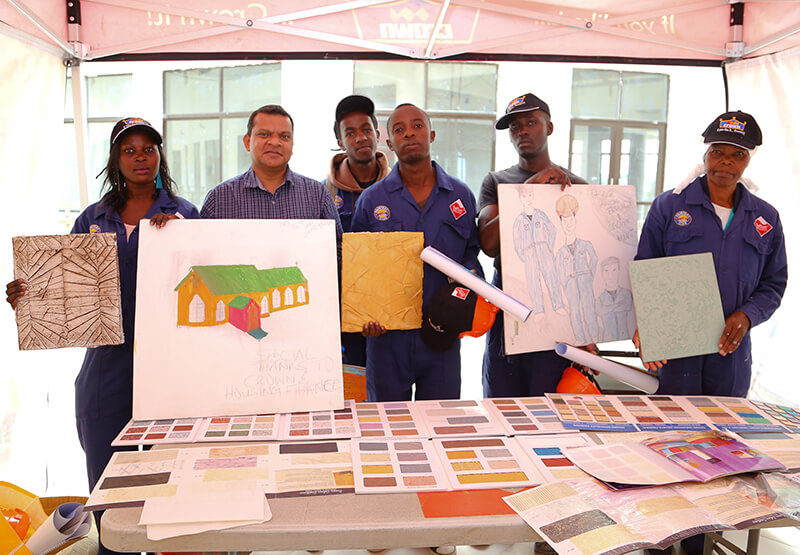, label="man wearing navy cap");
[635,110,787,399]
[477,93,588,398]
